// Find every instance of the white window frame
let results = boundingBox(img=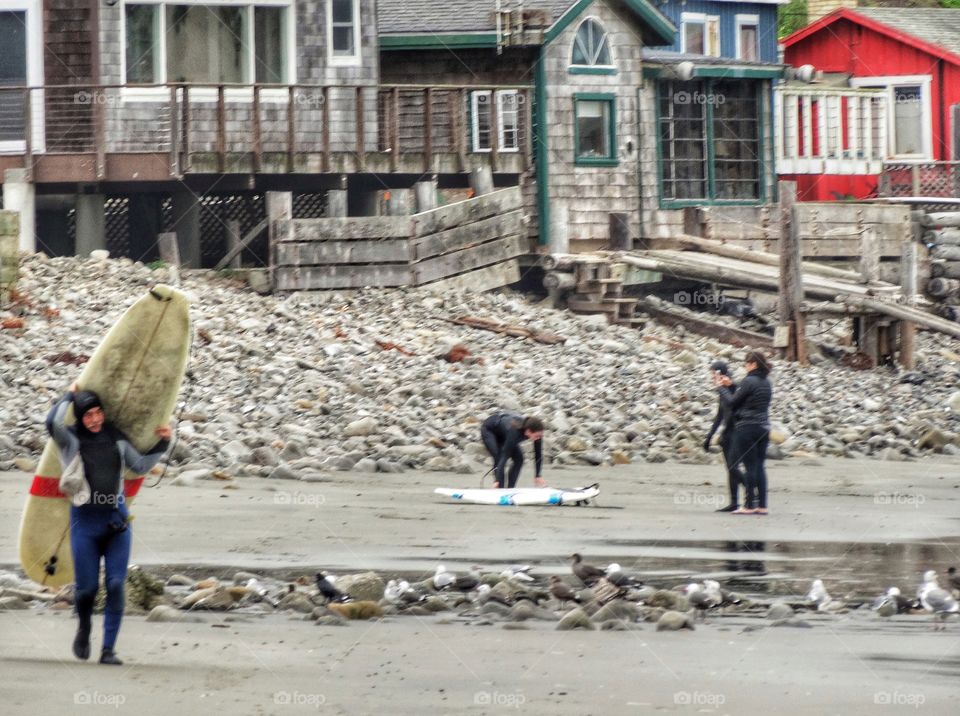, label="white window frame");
[327,0,362,67]
[569,16,615,70]
[680,12,720,57]
[470,90,520,153]
[119,0,297,103]
[0,0,44,154]
[850,74,933,160]
[735,14,759,61]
